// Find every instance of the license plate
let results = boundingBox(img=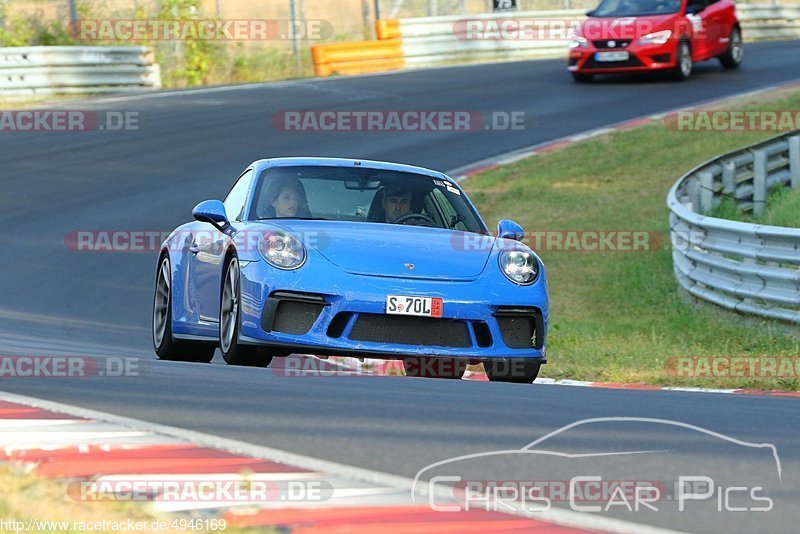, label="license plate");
[386,295,443,318]
[595,51,630,62]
